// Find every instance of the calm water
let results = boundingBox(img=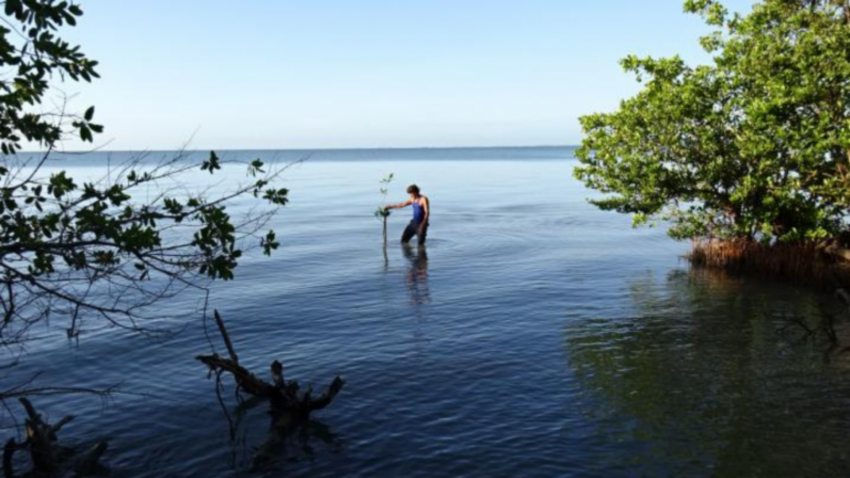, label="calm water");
[3,147,850,477]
